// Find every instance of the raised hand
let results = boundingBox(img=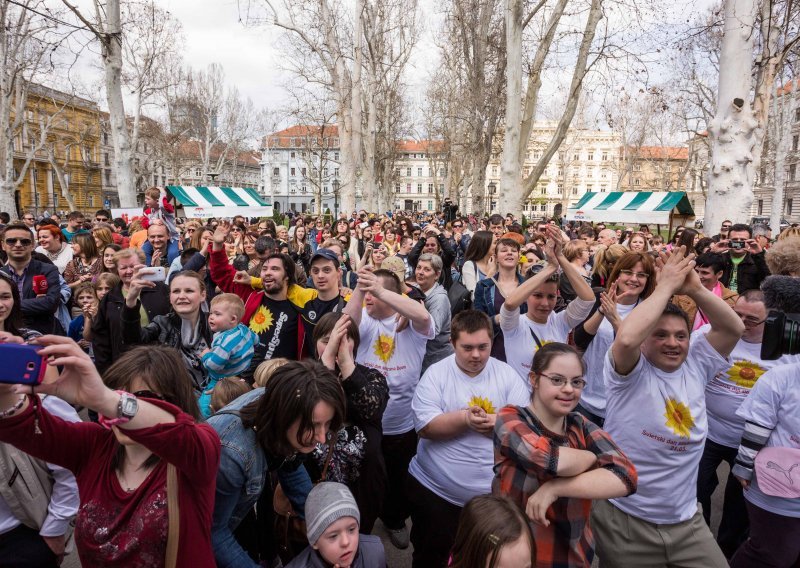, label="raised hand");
[233,271,252,285]
[213,221,231,244]
[656,246,696,295]
[126,265,157,306]
[599,289,621,330]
